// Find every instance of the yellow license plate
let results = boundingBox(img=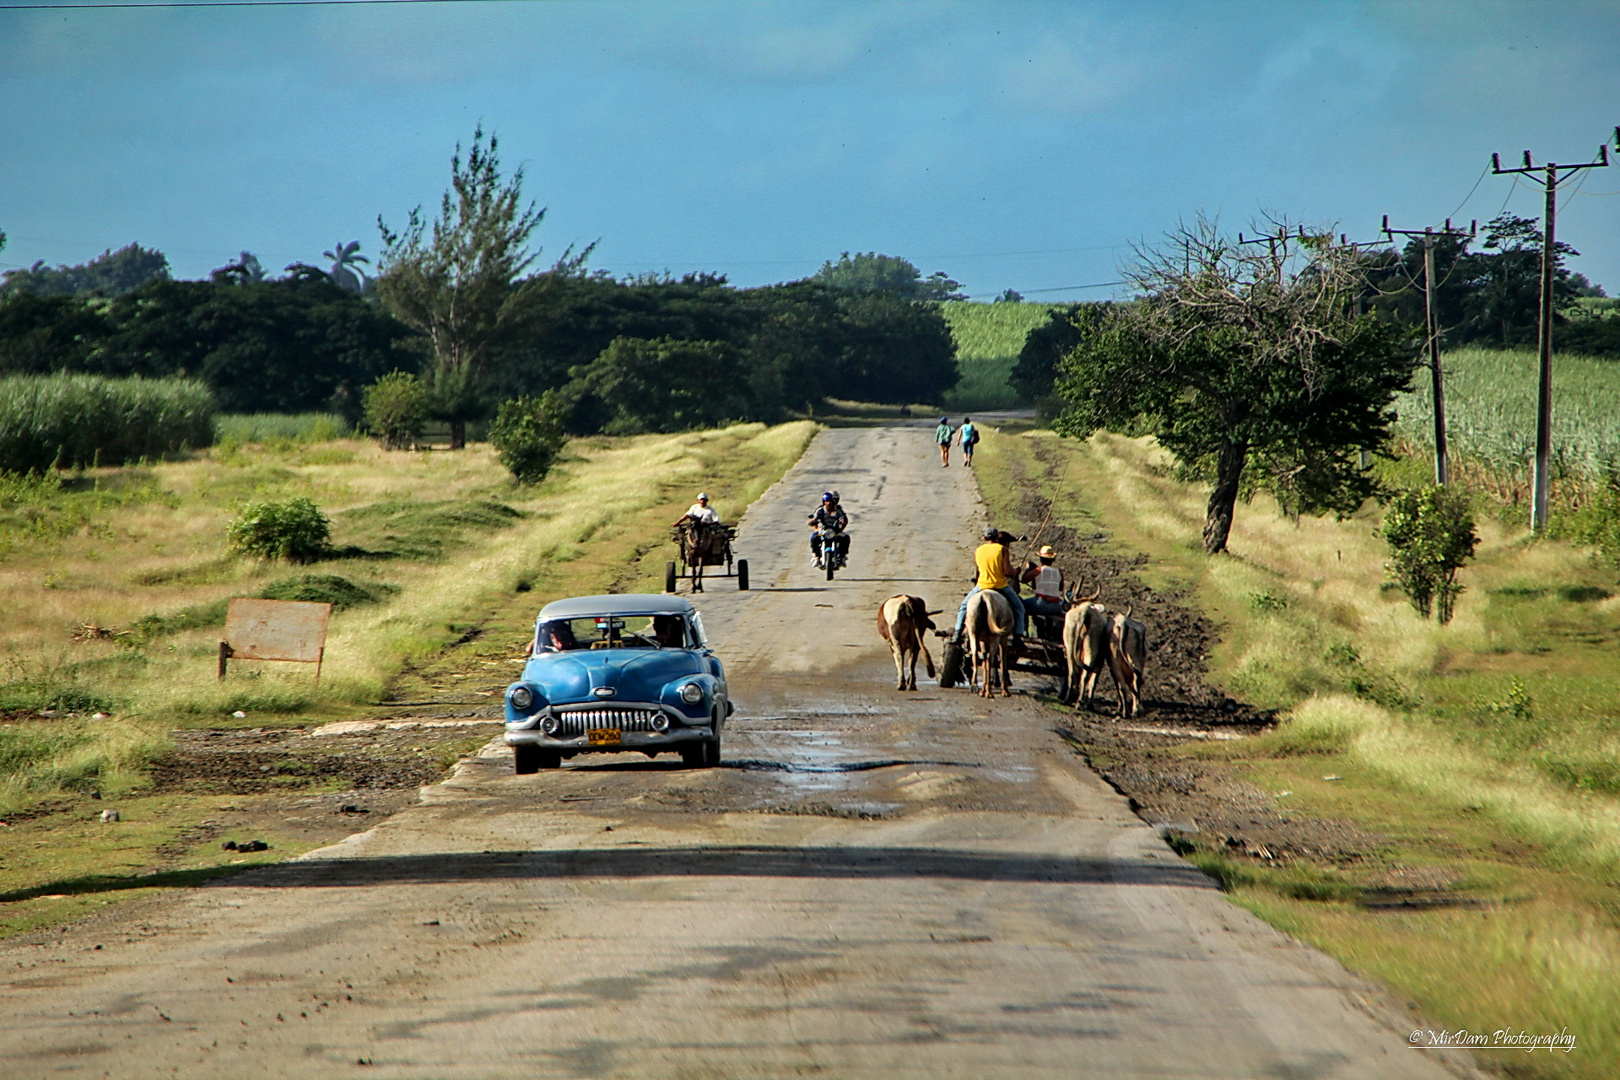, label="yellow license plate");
[587,728,622,746]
